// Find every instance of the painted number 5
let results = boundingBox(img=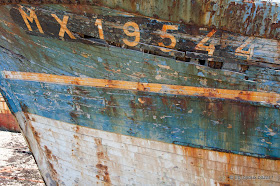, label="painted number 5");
[158,25,178,52]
